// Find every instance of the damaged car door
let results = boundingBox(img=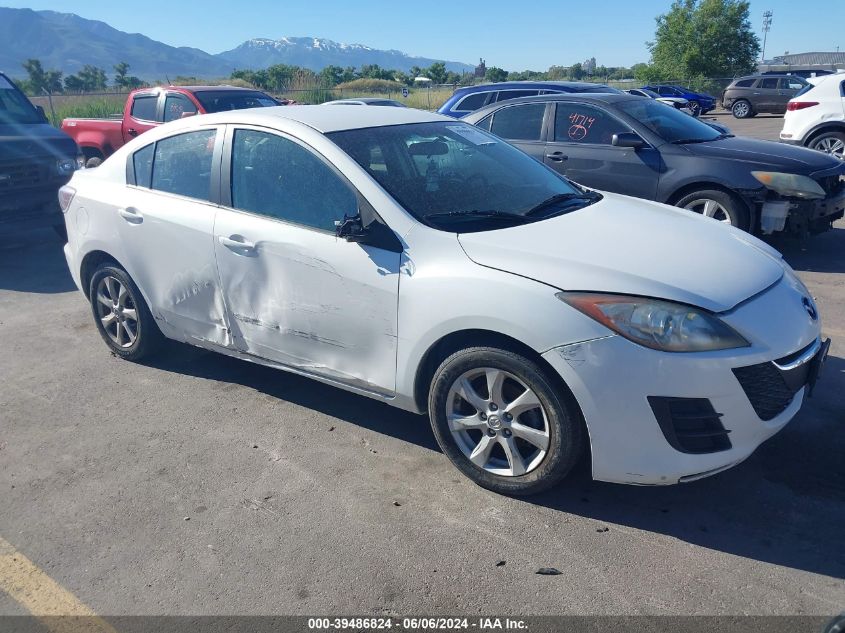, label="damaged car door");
[120,126,230,345]
[213,126,402,395]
